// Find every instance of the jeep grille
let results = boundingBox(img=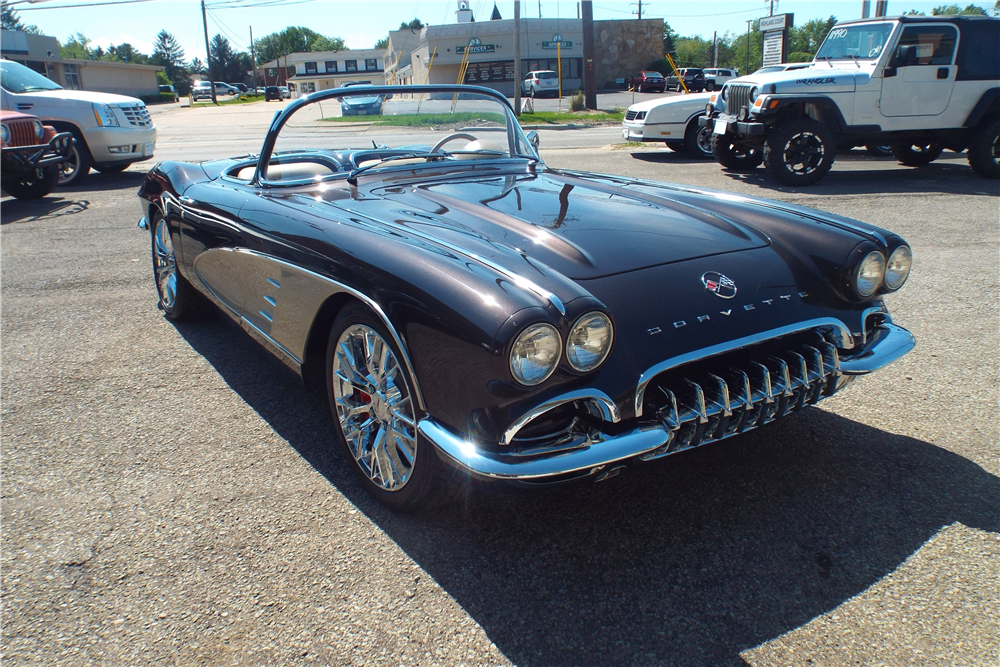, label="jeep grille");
[725,83,756,115]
